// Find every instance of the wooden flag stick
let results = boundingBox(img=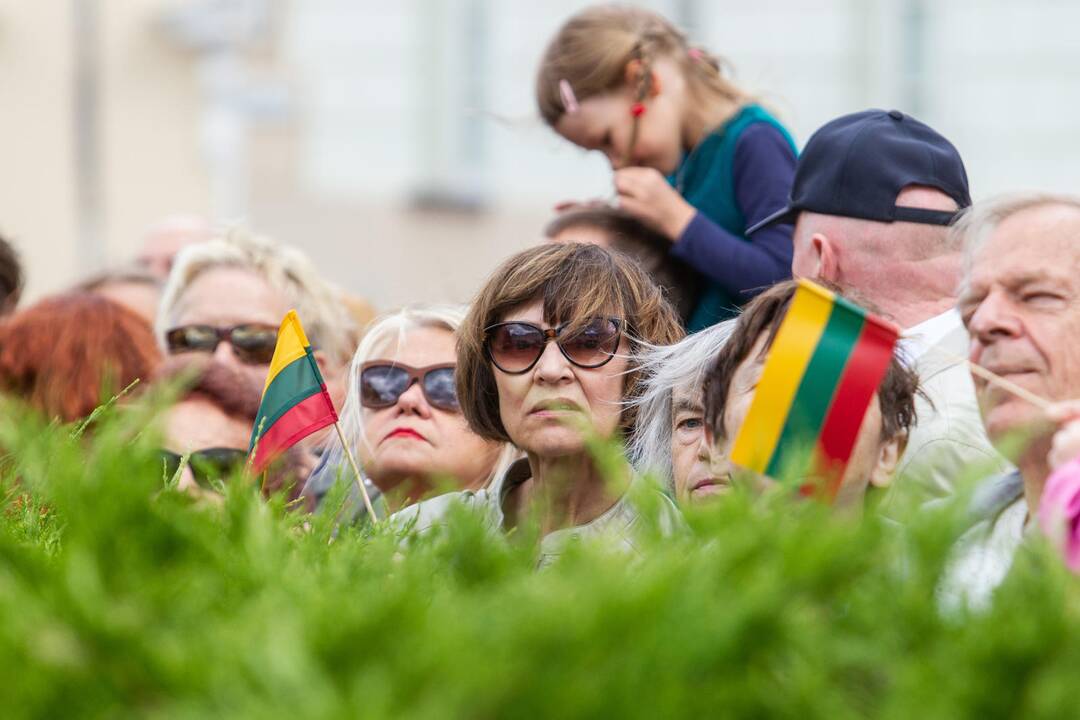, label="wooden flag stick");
[931,345,1052,411]
[907,338,1049,410]
[965,361,1052,412]
[333,420,378,522]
